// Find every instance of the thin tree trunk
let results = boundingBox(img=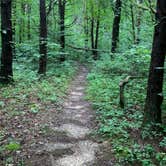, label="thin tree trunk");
[27,4,31,40]
[38,0,47,74]
[85,18,89,49]
[143,0,166,125]
[19,14,22,43]
[136,0,143,44]
[83,0,89,51]
[53,7,57,42]
[0,0,13,83]
[21,3,25,41]
[111,0,122,53]
[19,3,24,43]
[93,13,100,60]
[58,0,66,61]
[130,4,136,44]
[91,18,95,53]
